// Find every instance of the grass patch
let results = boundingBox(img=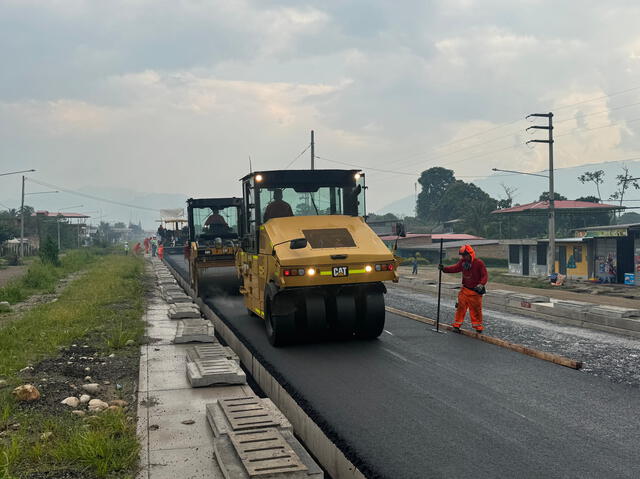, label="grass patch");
[0,249,102,305]
[0,254,146,478]
[489,268,554,289]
